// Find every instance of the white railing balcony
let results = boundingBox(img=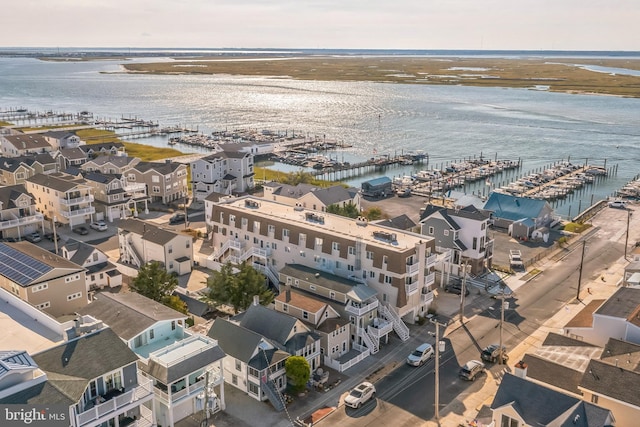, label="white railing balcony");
[426,254,438,268]
[60,206,95,218]
[367,320,393,339]
[229,239,242,251]
[61,194,94,205]
[421,289,435,303]
[406,262,420,275]
[424,272,436,287]
[405,281,419,296]
[0,213,43,230]
[124,183,146,193]
[77,375,153,427]
[345,299,379,316]
[131,405,153,427]
[435,247,452,262]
